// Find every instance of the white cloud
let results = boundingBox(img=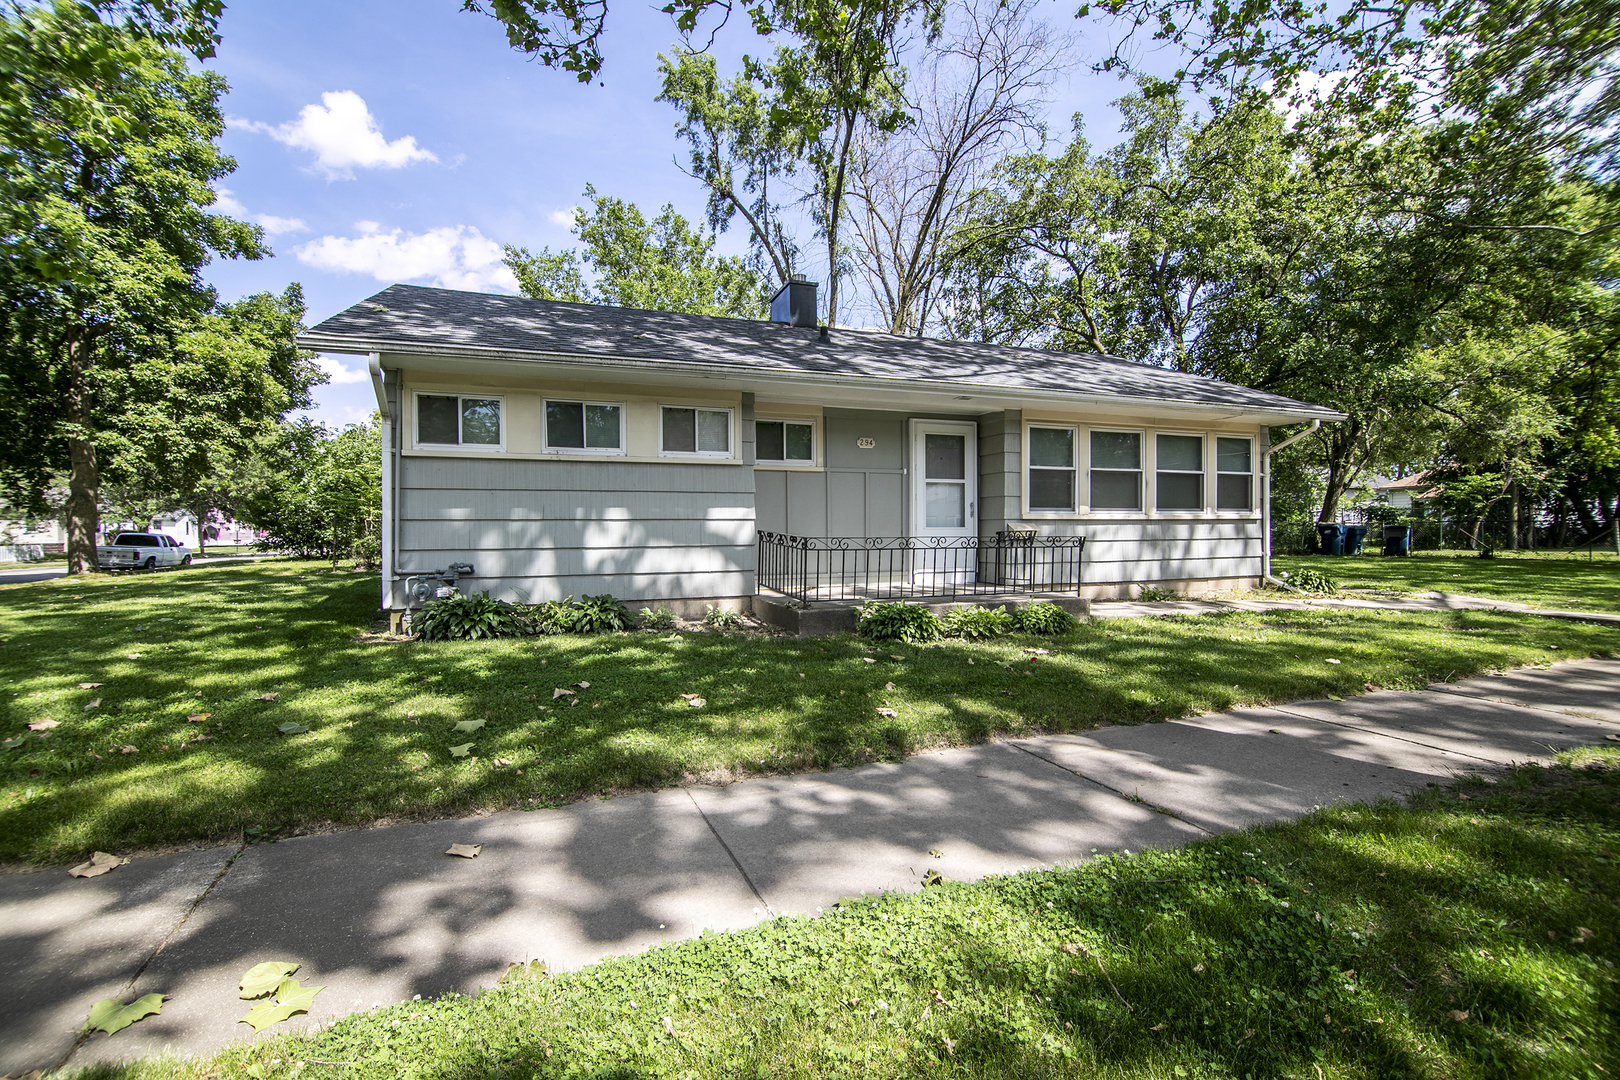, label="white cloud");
[548,208,578,227]
[294,224,519,292]
[255,214,309,236]
[235,91,437,180]
[314,354,369,385]
[209,187,247,215]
